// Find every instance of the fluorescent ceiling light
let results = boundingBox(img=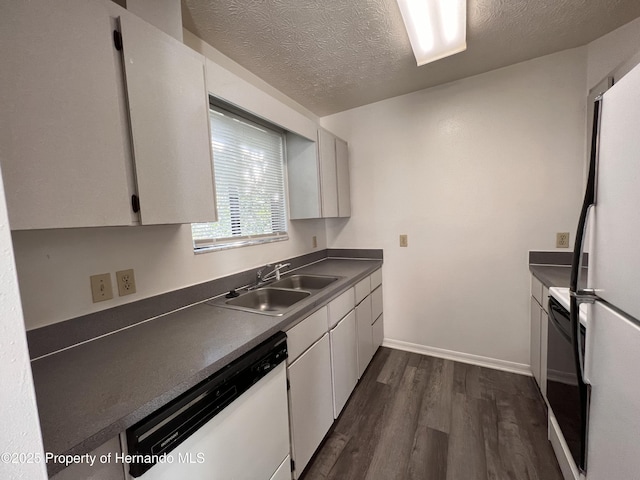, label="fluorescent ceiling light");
[396,0,467,66]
